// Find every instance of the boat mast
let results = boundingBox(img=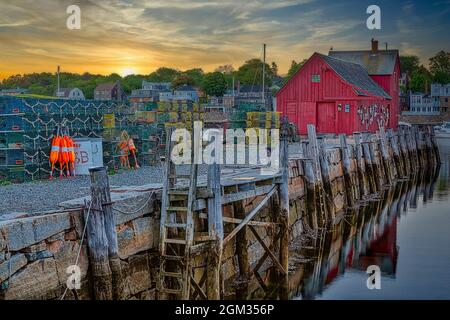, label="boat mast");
[262,44,266,108]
